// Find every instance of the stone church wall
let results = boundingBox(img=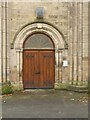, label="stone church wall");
[0,1,88,89]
